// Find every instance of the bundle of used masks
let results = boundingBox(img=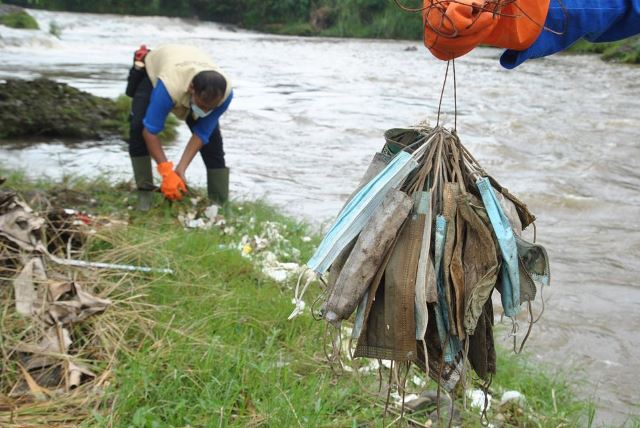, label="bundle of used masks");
[305,125,550,392]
